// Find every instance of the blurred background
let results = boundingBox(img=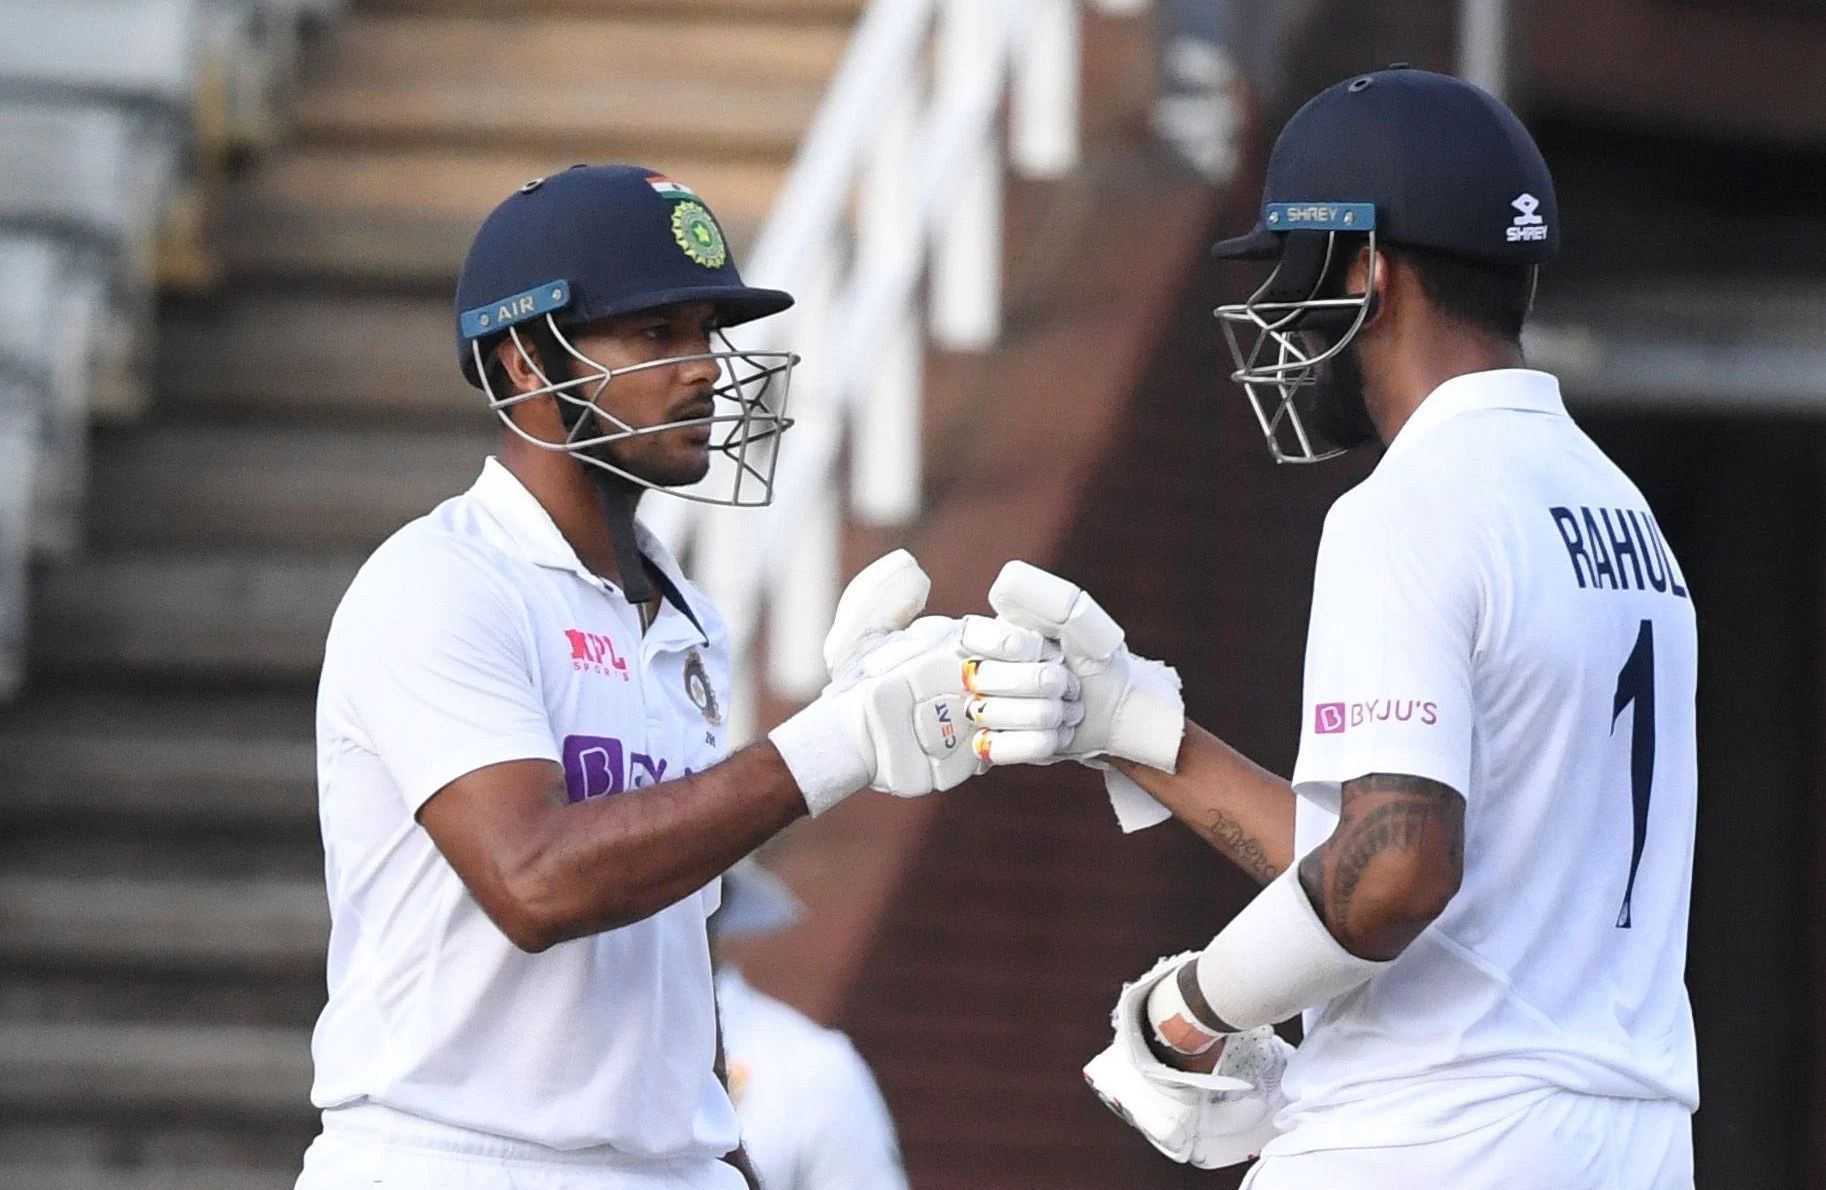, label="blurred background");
[0,0,1820,1186]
